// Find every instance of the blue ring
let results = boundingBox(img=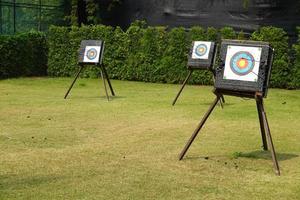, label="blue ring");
[86,48,98,60]
[195,44,208,57]
[230,51,255,76]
